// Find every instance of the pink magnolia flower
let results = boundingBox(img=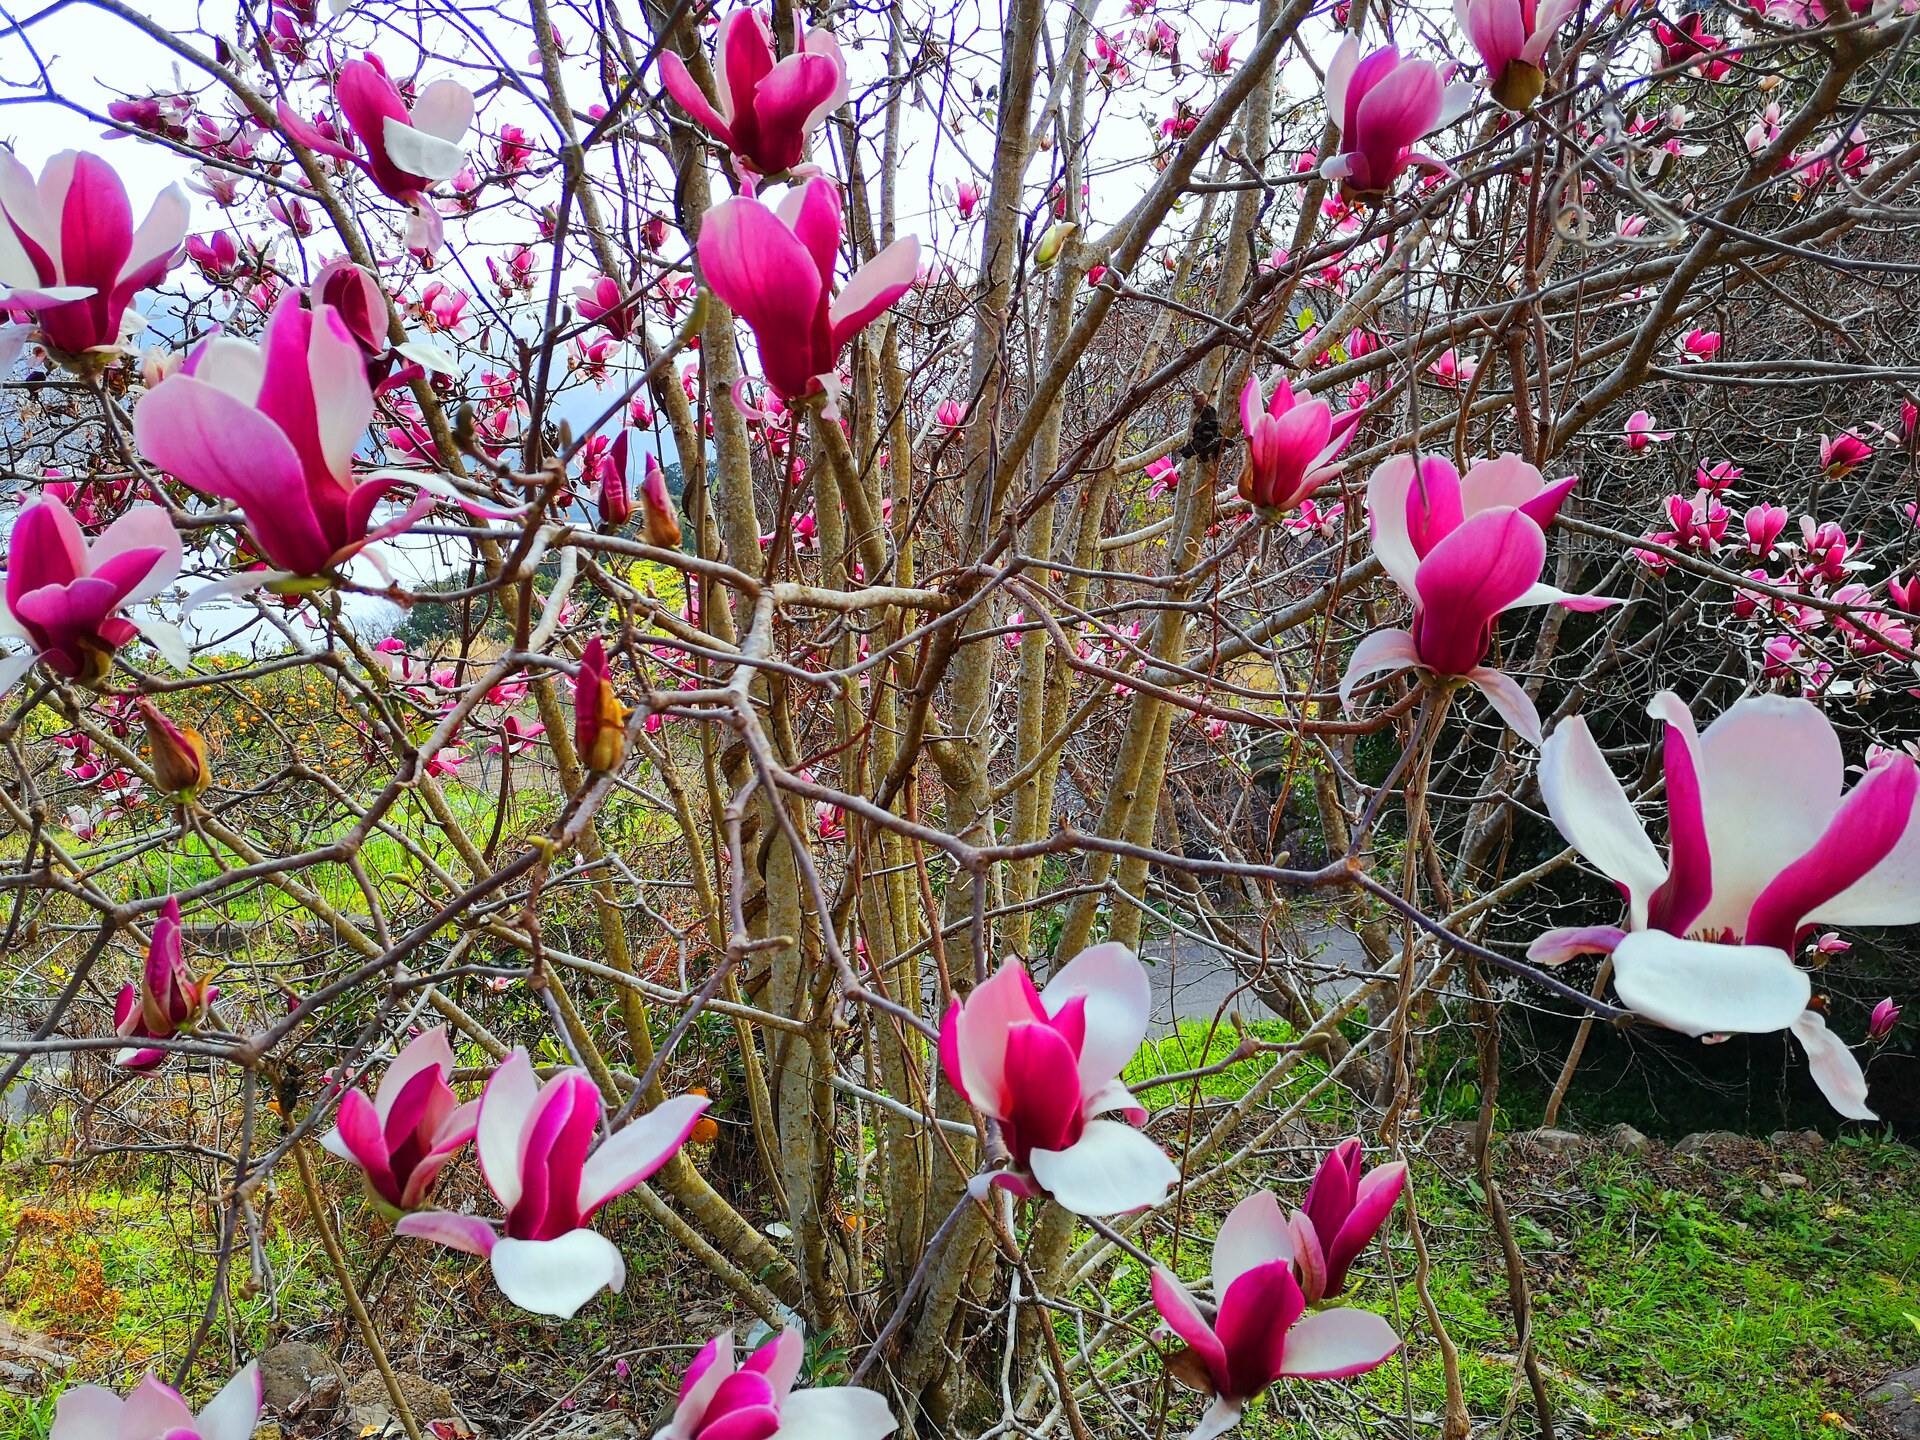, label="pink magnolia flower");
[395,1048,708,1317]
[1339,454,1613,744]
[276,57,473,251]
[319,1025,480,1217]
[575,274,639,342]
[659,7,848,179]
[186,231,241,282]
[1622,409,1673,452]
[575,636,630,772]
[1146,455,1179,499]
[114,897,215,1070]
[51,1363,259,1440]
[1428,348,1477,386]
[697,176,918,411]
[935,399,968,428]
[1237,374,1361,514]
[1455,0,1577,110]
[1203,32,1237,73]
[1891,575,1920,613]
[1678,327,1721,362]
[133,292,436,579]
[1696,460,1743,492]
[0,496,185,692]
[1869,997,1901,1041]
[422,746,466,779]
[488,715,547,756]
[1744,503,1789,558]
[1820,431,1873,479]
[954,180,981,220]
[939,943,1176,1215]
[1531,691,1920,1119]
[1292,1140,1408,1302]
[0,150,188,364]
[657,1328,895,1440]
[1319,39,1469,200]
[1151,1188,1399,1440]
[1654,15,1732,80]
